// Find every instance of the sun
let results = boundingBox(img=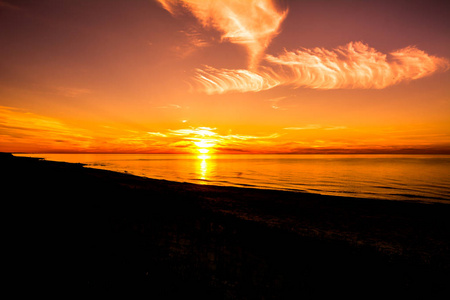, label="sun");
[194,139,215,154]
